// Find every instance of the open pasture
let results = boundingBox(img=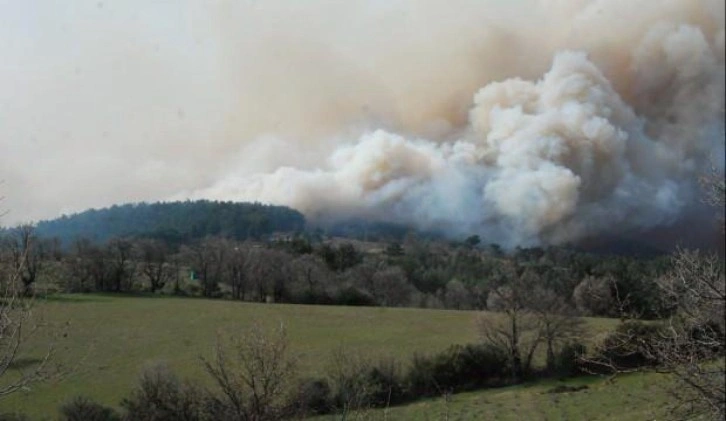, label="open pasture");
[1,294,617,418]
